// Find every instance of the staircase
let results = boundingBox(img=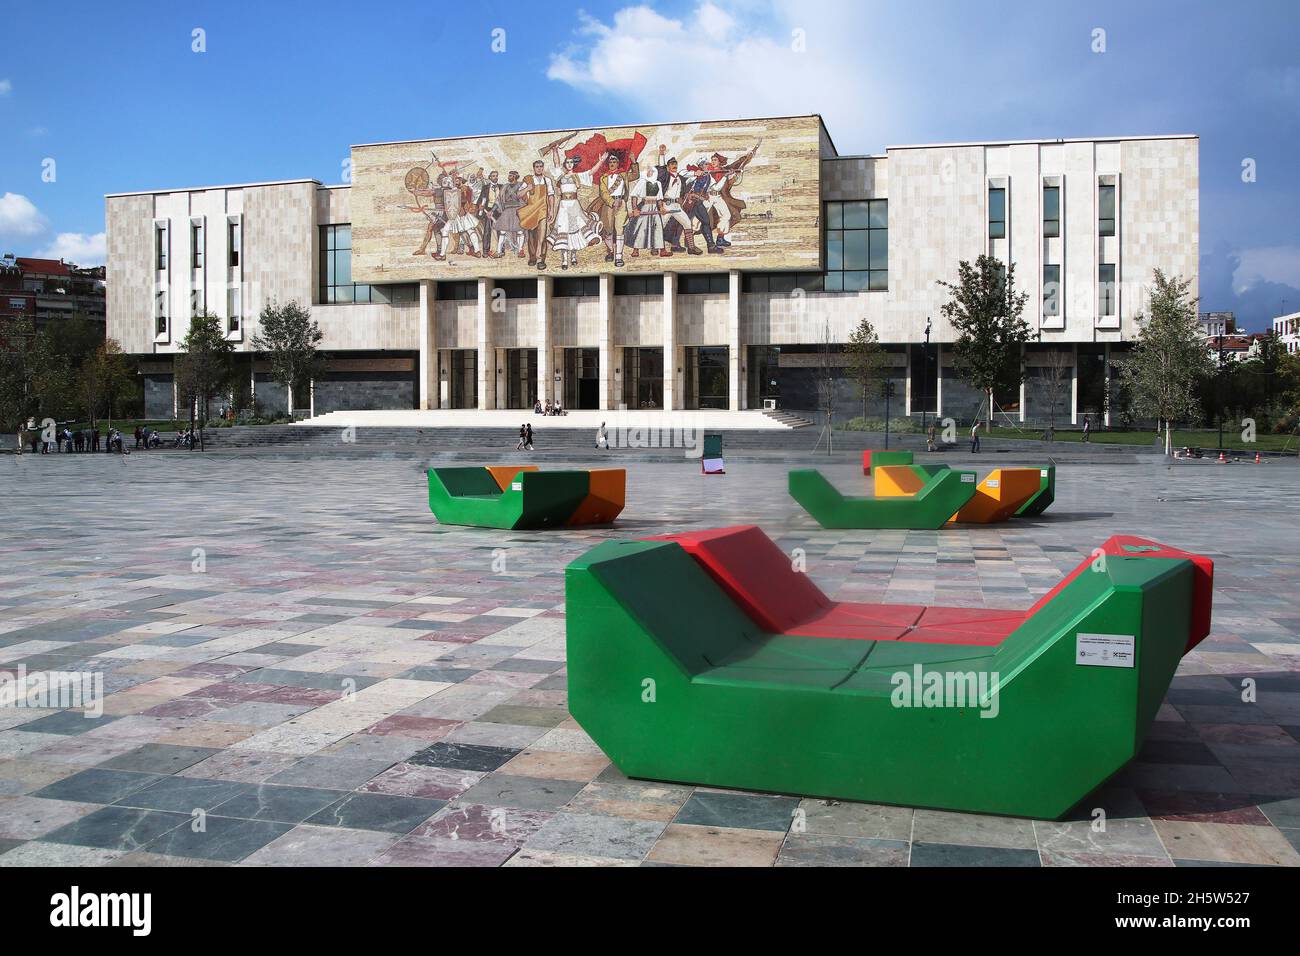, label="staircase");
[761,408,814,428]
